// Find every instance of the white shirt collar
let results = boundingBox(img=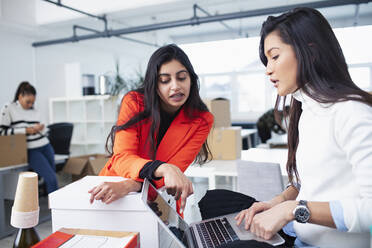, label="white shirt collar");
[292,88,333,113]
